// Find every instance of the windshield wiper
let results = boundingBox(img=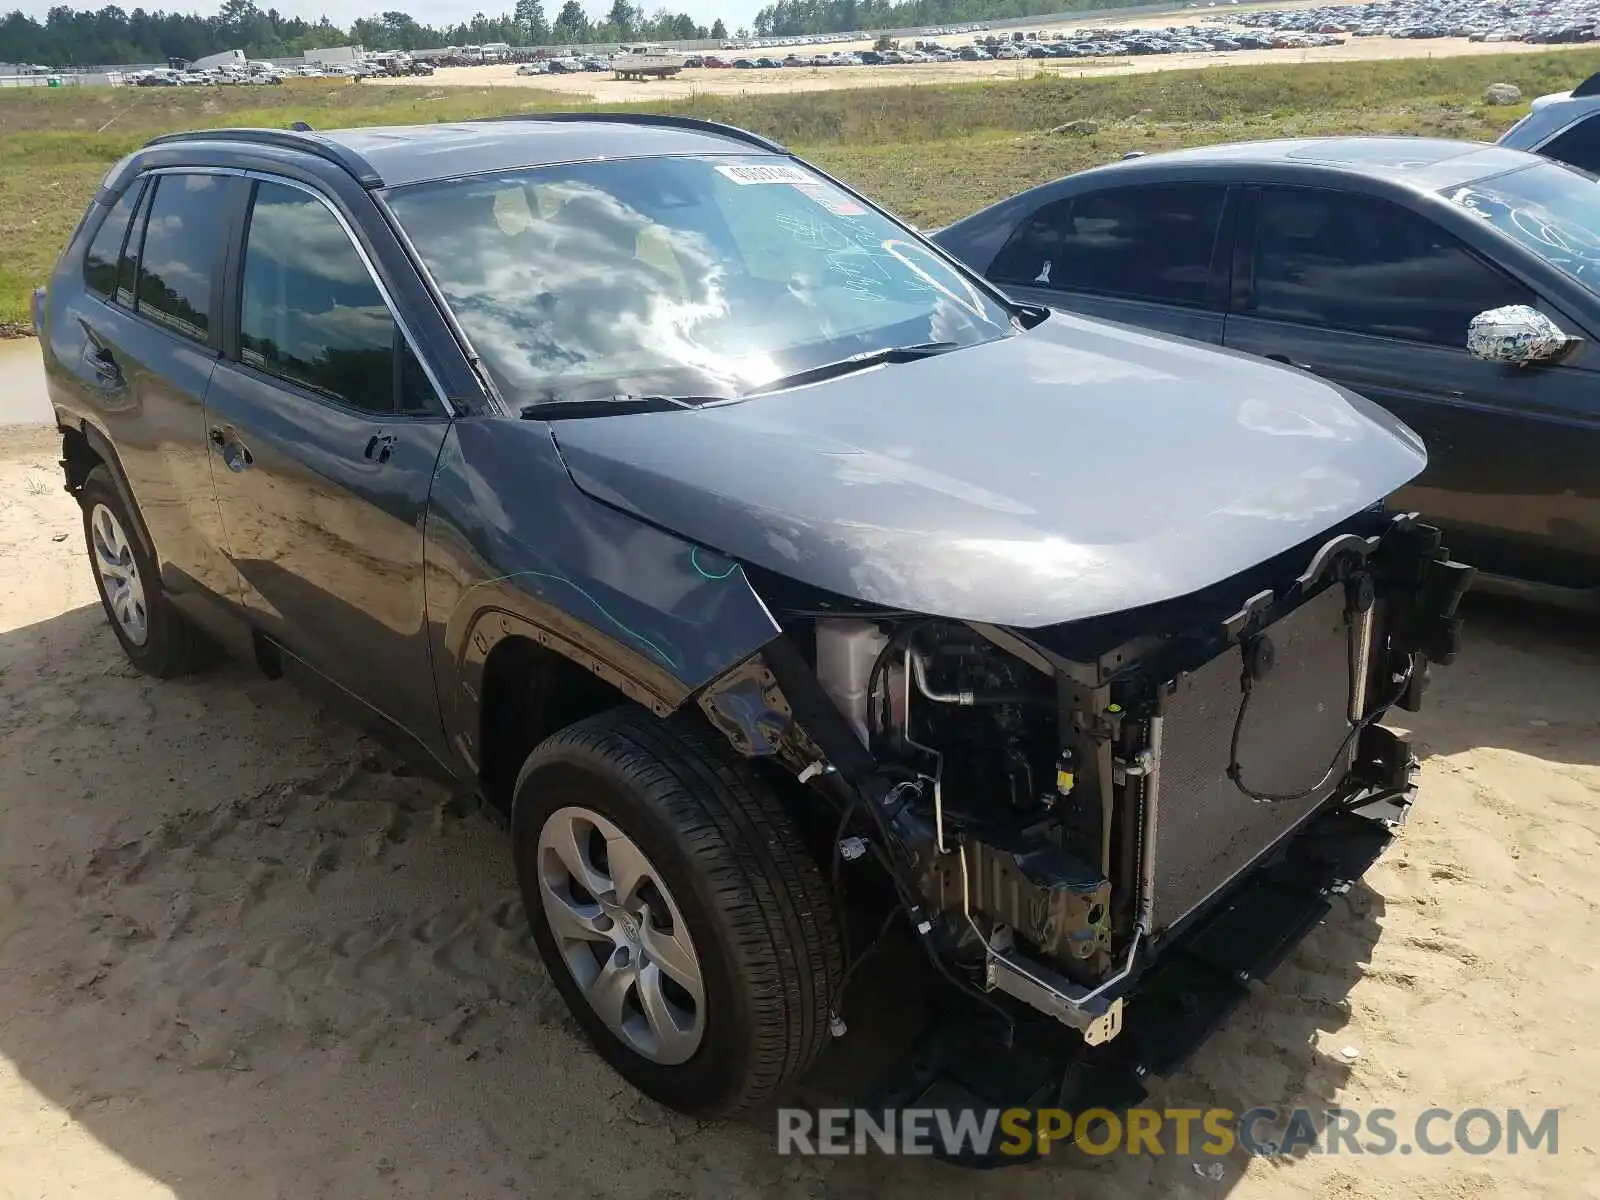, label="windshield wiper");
[745,342,961,396]
[520,394,724,420]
